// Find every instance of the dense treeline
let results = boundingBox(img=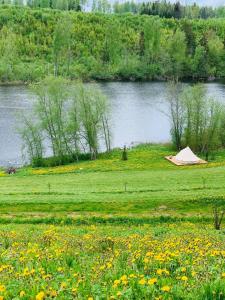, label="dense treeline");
[0,0,85,10]
[2,0,225,18]
[0,6,225,82]
[113,1,225,19]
